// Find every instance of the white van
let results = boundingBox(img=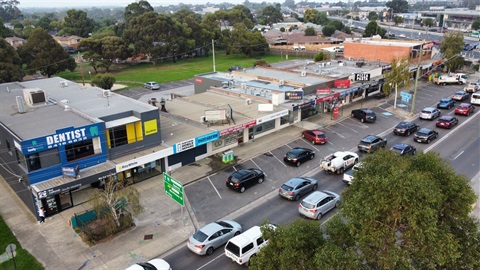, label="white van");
[292,46,300,51]
[471,93,480,105]
[224,224,276,266]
